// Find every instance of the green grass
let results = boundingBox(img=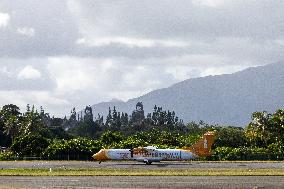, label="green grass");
[0,168,283,176]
